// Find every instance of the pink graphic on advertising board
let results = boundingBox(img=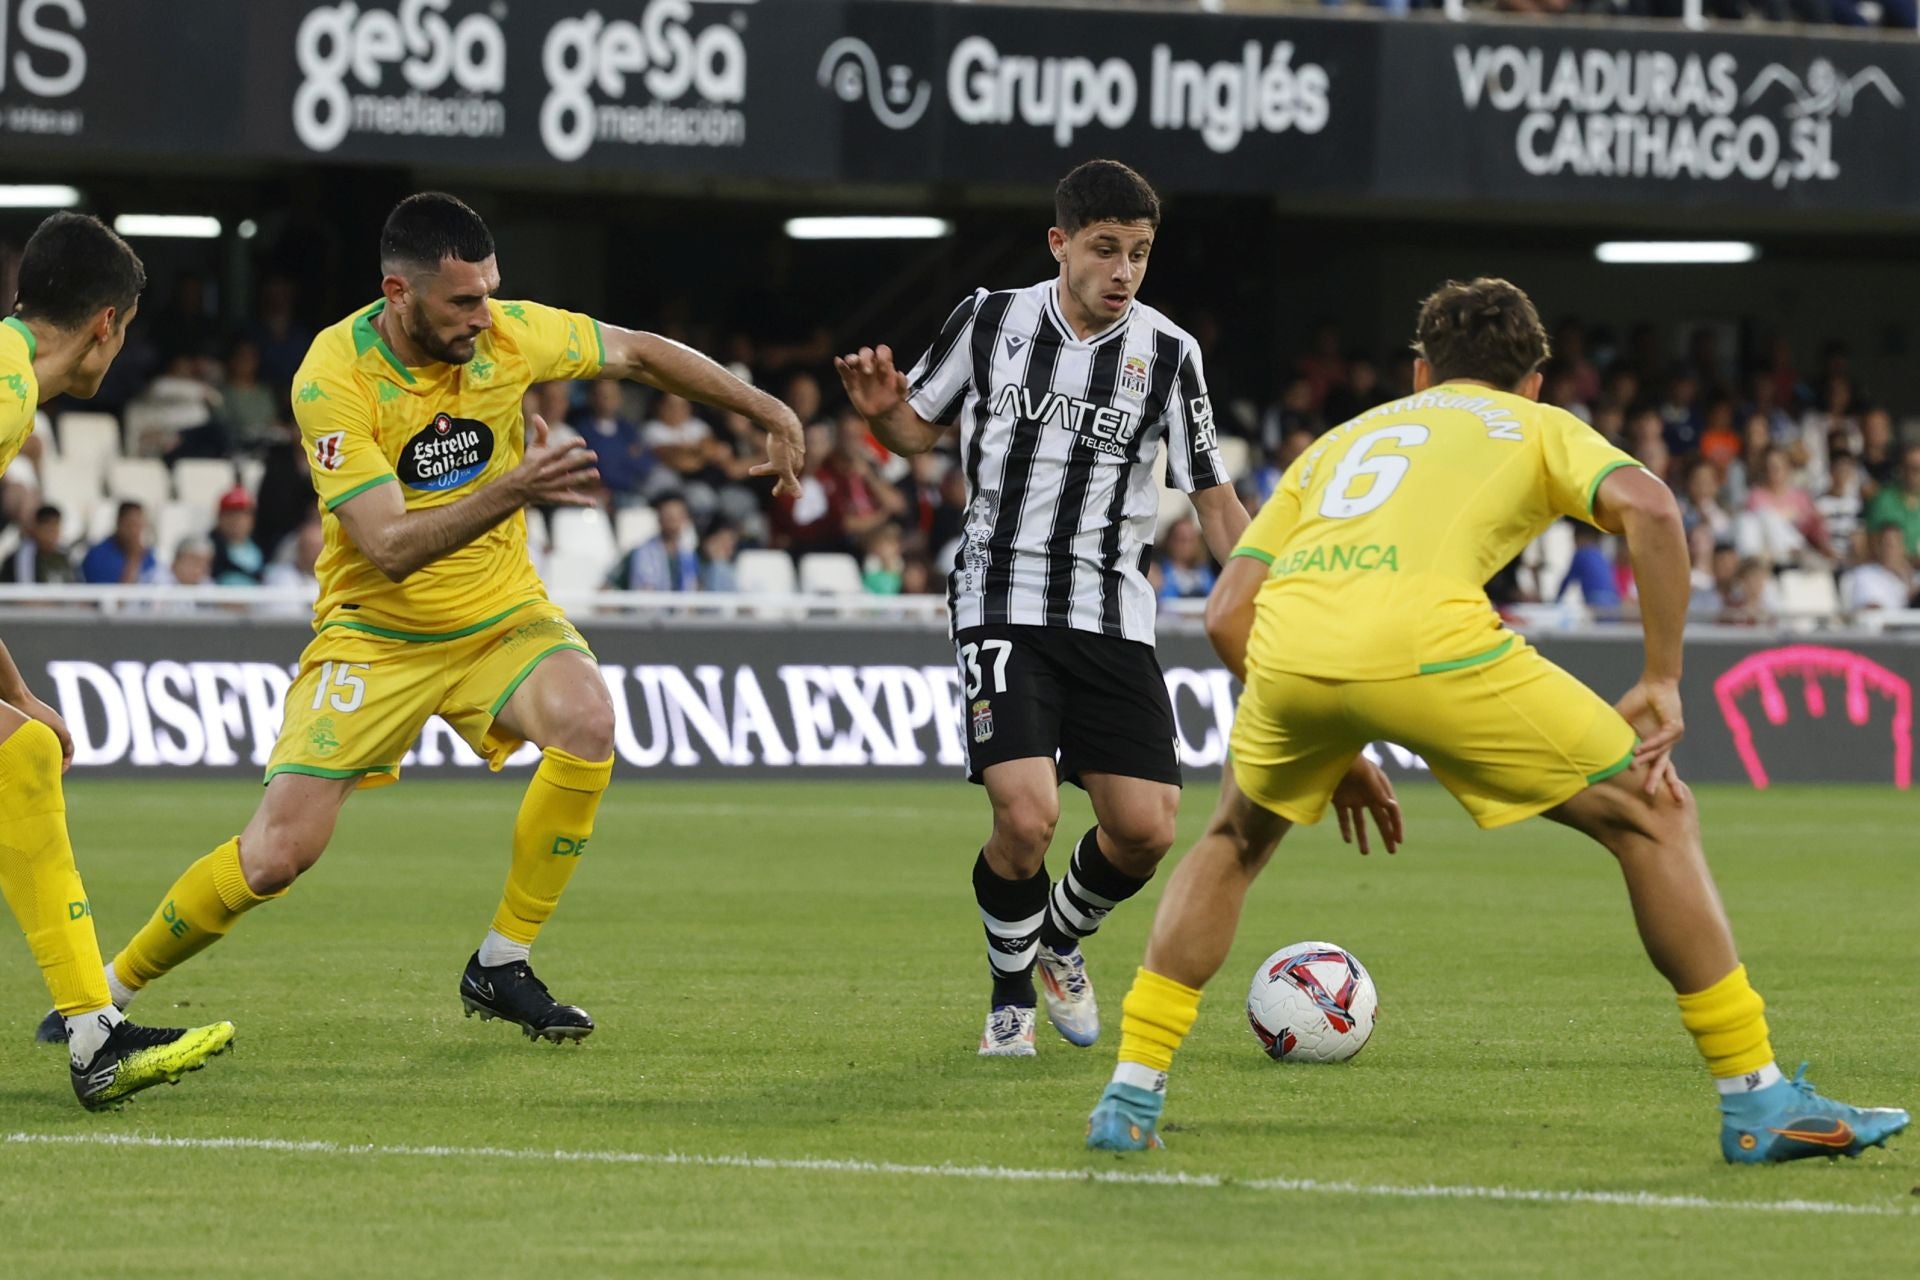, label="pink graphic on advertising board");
[1713,645,1912,790]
